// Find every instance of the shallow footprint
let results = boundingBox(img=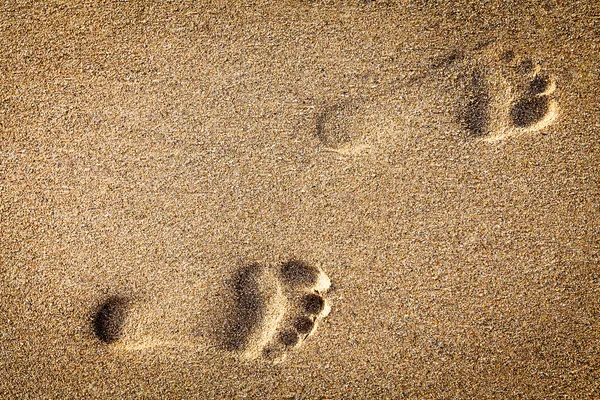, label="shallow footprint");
[316,101,362,149]
[315,98,389,156]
